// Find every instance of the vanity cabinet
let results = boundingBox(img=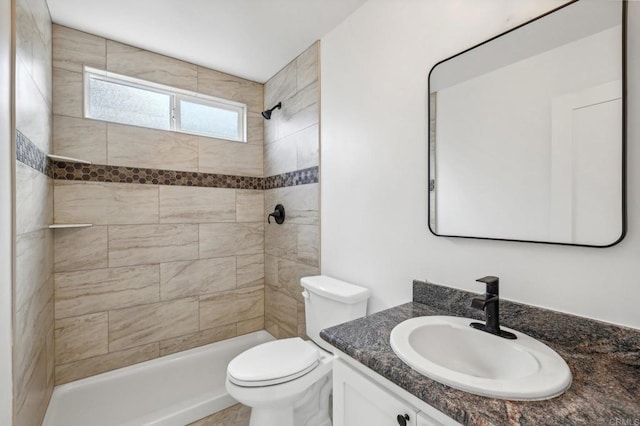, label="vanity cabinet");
[416,412,449,426]
[333,357,459,426]
[333,359,417,426]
